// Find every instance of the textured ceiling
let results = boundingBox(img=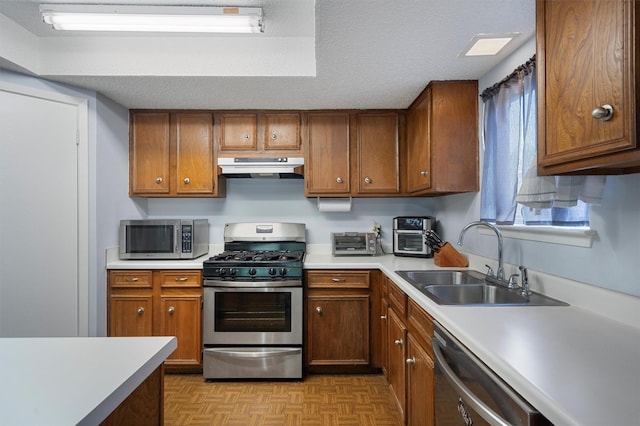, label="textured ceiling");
[0,0,535,109]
